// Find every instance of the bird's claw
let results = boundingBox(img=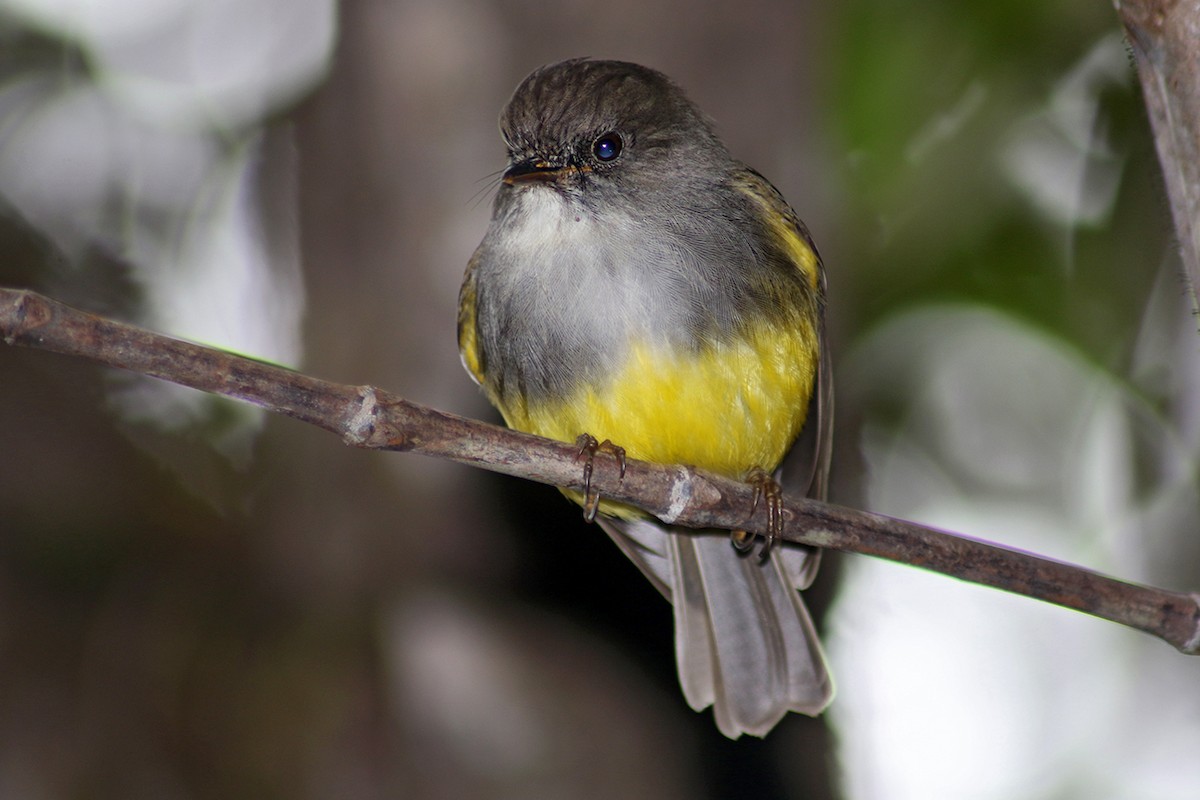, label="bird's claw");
[575,433,626,523]
[732,467,783,561]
